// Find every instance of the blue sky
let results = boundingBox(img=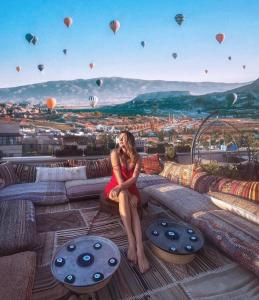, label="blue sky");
[0,0,259,88]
